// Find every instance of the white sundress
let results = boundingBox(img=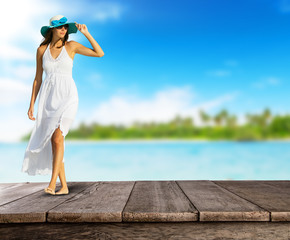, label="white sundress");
[21,42,79,176]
